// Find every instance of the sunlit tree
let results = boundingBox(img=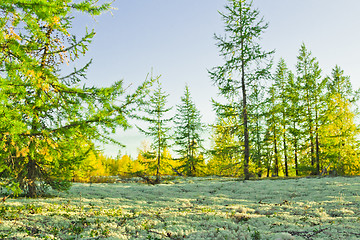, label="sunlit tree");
[208,100,243,177]
[173,85,205,176]
[137,77,172,183]
[0,0,152,197]
[209,0,273,179]
[296,43,324,174]
[321,66,360,175]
